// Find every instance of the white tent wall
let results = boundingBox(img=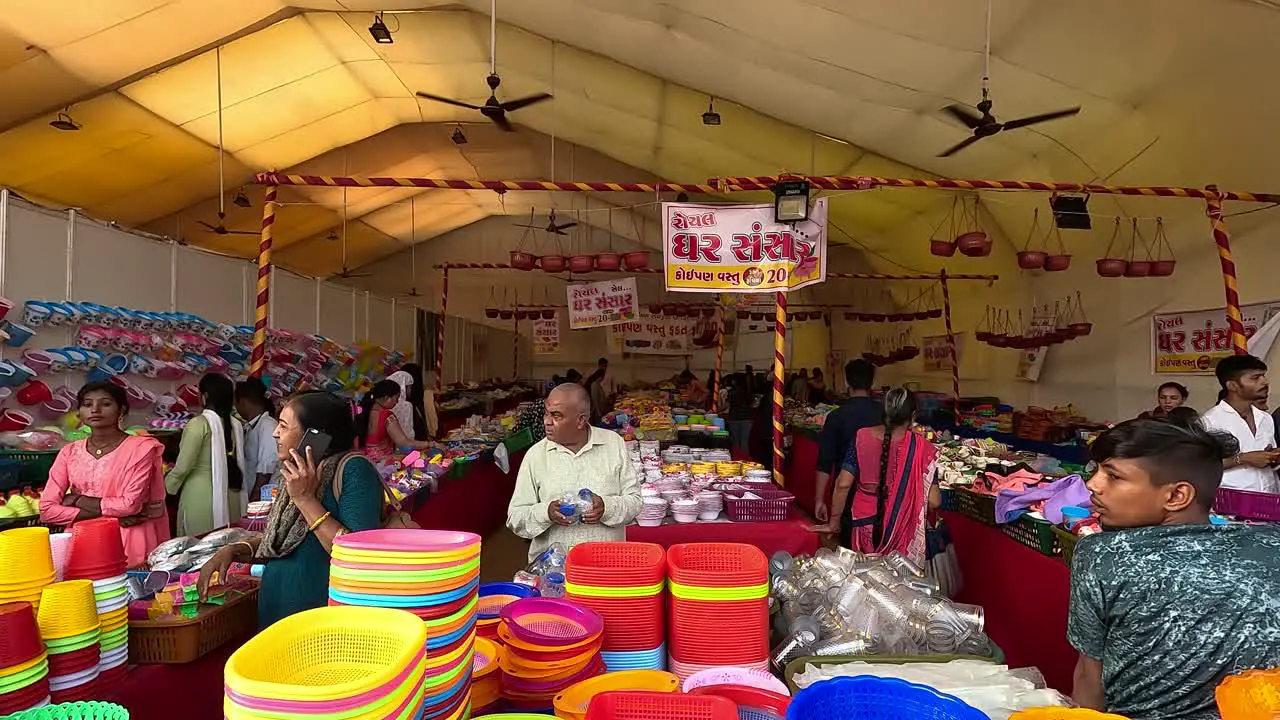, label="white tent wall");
[0,191,416,417]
